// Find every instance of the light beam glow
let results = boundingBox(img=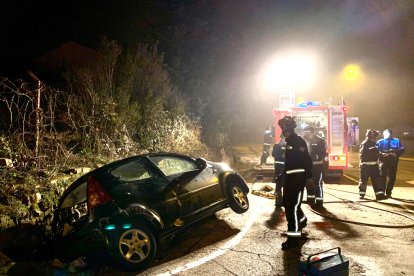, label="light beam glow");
[261,49,319,93]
